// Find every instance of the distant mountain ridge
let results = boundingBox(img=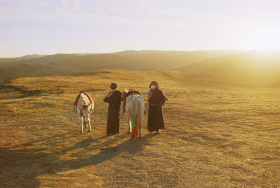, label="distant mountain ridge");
[1,50,280,86]
[115,50,240,69]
